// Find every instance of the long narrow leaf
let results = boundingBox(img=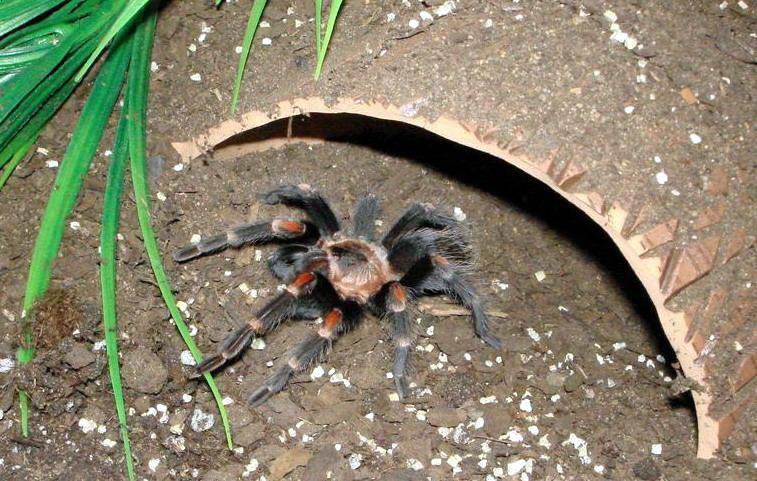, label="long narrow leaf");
[0,0,68,38]
[75,0,150,82]
[17,21,132,436]
[100,96,135,481]
[314,0,343,80]
[230,0,268,114]
[0,135,35,191]
[126,9,234,450]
